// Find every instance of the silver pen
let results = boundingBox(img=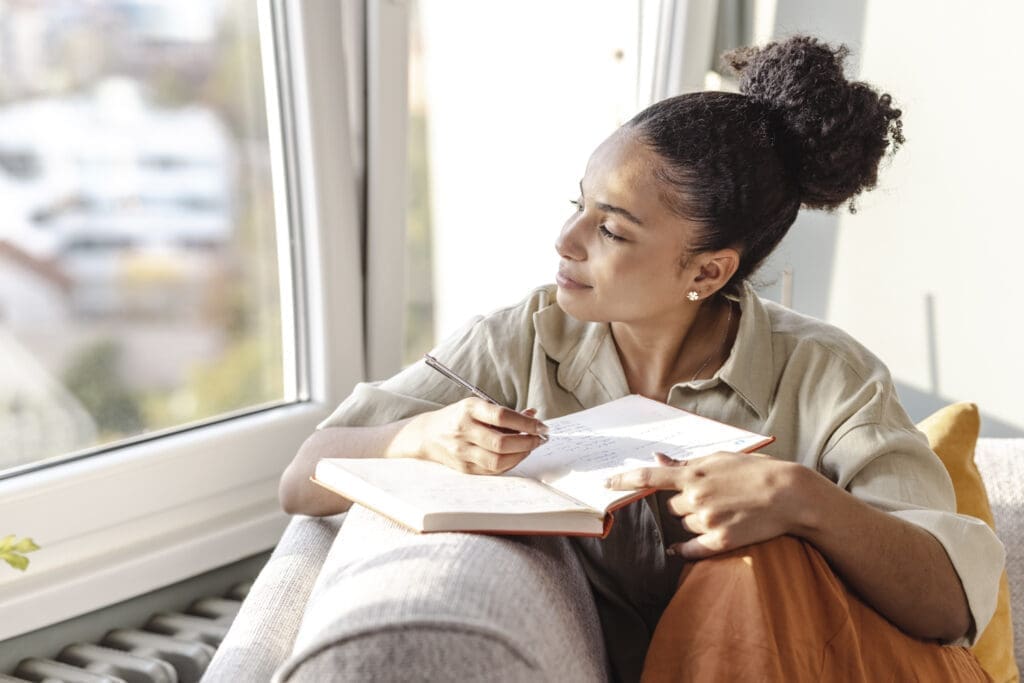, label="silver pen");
[423,354,548,441]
